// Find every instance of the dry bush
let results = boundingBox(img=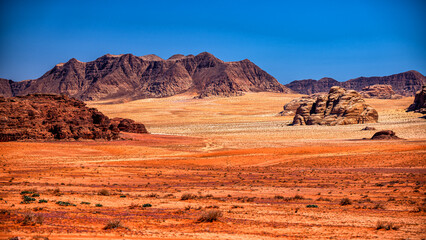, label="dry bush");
[20,212,44,225]
[340,198,352,206]
[197,210,222,222]
[181,193,197,200]
[98,189,110,196]
[376,221,399,230]
[103,219,125,230]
